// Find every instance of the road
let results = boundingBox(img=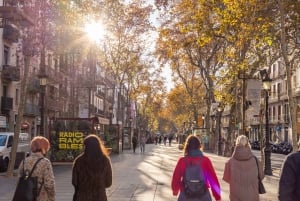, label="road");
[0,143,285,201]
